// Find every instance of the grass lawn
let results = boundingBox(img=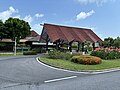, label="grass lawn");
[0,53,23,56]
[39,56,120,71]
